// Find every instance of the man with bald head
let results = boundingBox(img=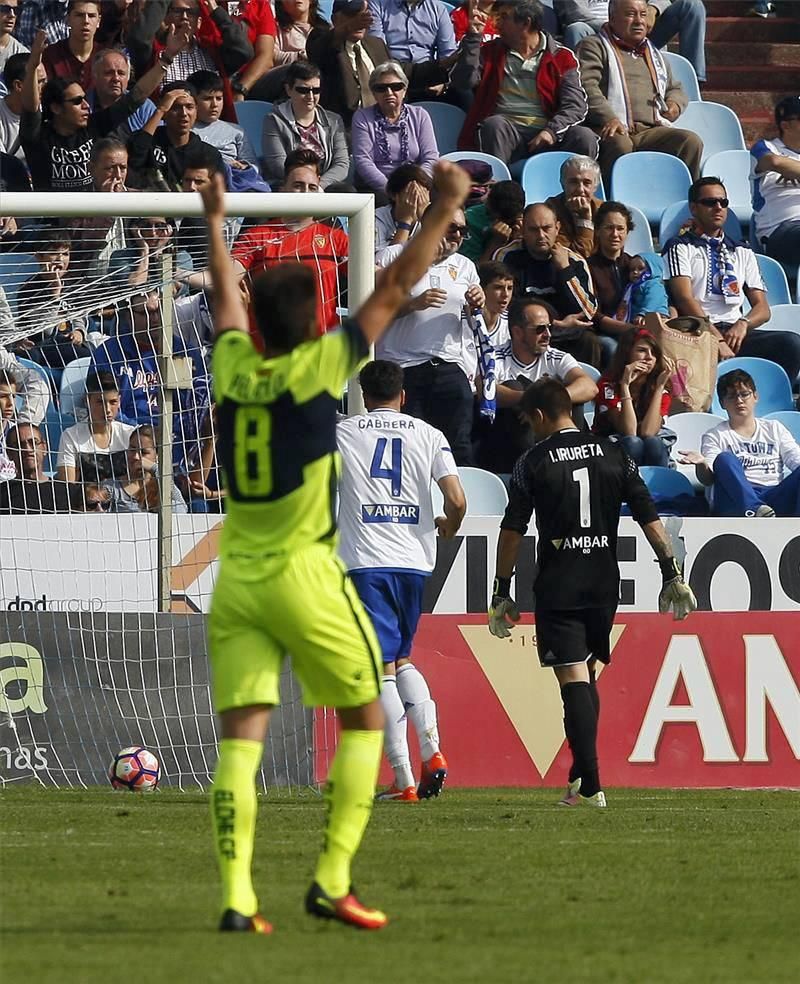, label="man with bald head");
[578,0,702,184]
[496,202,600,365]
